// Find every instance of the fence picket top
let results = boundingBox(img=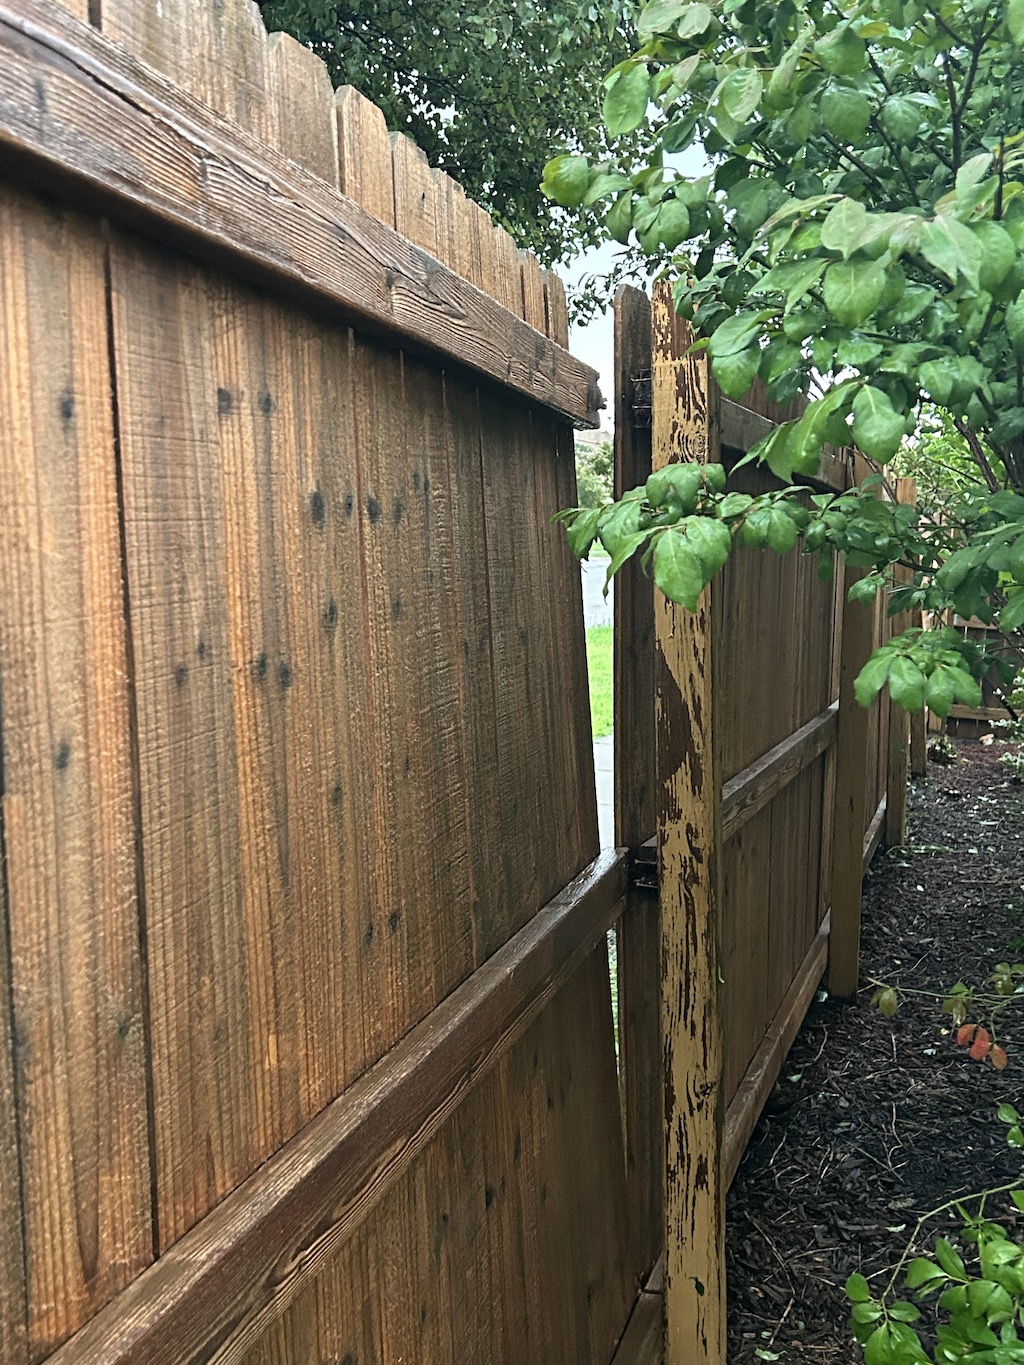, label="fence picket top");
[334,85,397,227]
[99,0,278,145]
[543,270,569,347]
[519,249,547,333]
[391,132,441,256]
[492,225,524,317]
[265,31,339,186]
